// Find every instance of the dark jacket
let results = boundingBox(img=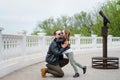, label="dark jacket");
[45,38,67,65]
